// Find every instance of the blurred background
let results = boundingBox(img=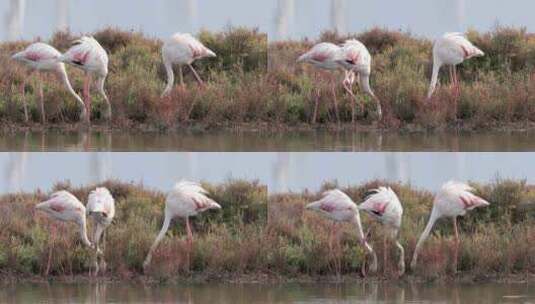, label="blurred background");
[2,0,534,42]
[2,152,534,194]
